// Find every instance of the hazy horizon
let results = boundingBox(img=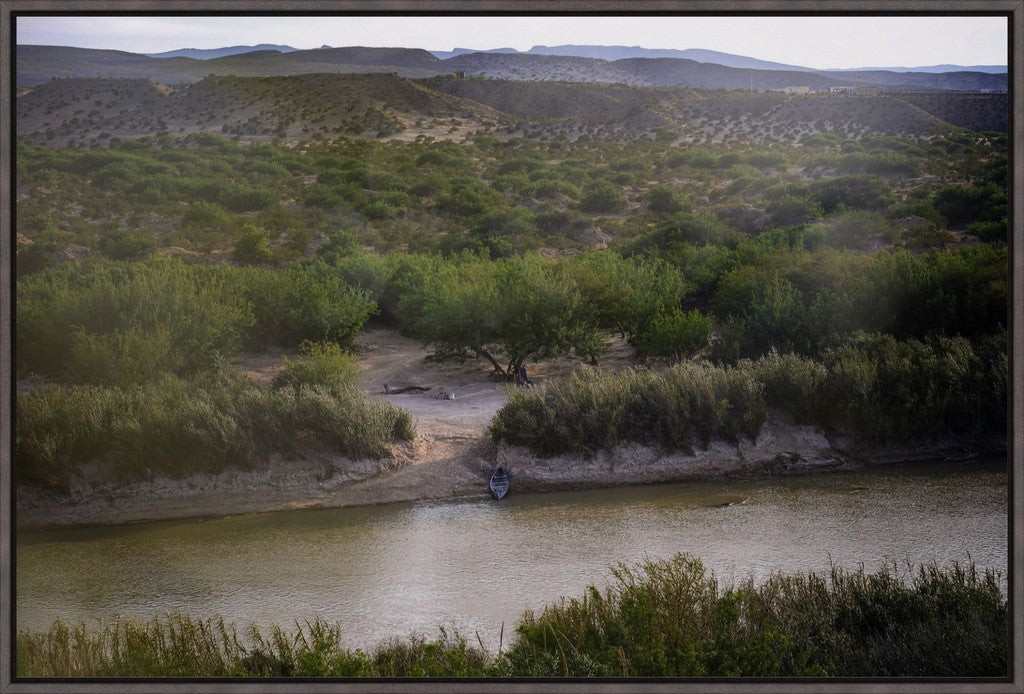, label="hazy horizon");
[16,15,1008,71]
